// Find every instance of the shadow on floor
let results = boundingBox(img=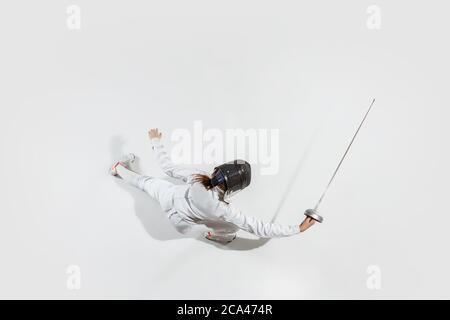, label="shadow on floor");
[110,135,186,241]
[197,235,271,251]
[109,133,315,250]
